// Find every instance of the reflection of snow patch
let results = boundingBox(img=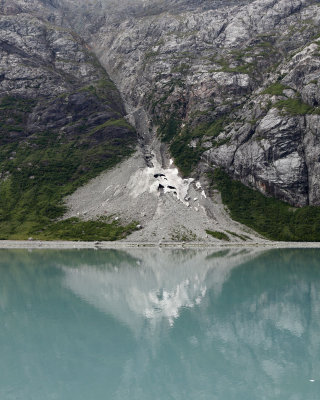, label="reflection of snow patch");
[62,264,208,330]
[143,280,206,323]
[61,248,260,334]
[189,336,199,346]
